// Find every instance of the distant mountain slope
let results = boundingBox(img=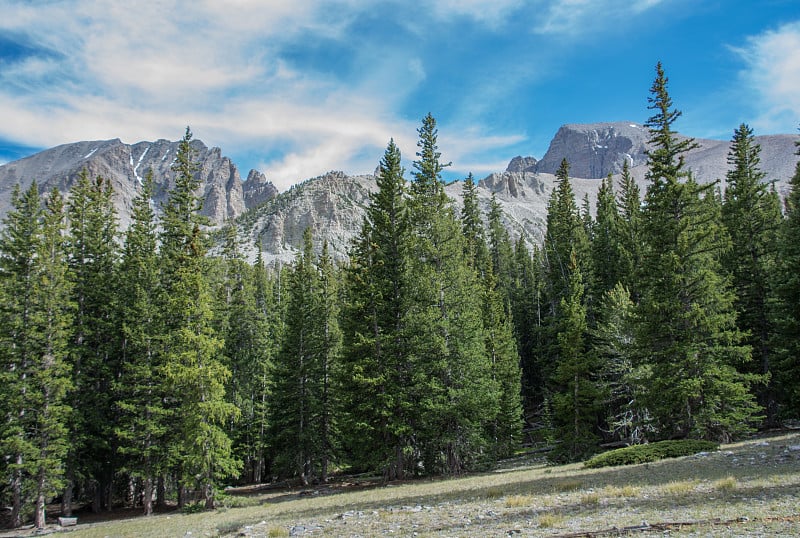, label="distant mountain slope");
[0,122,796,265]
[0,138,278,228]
